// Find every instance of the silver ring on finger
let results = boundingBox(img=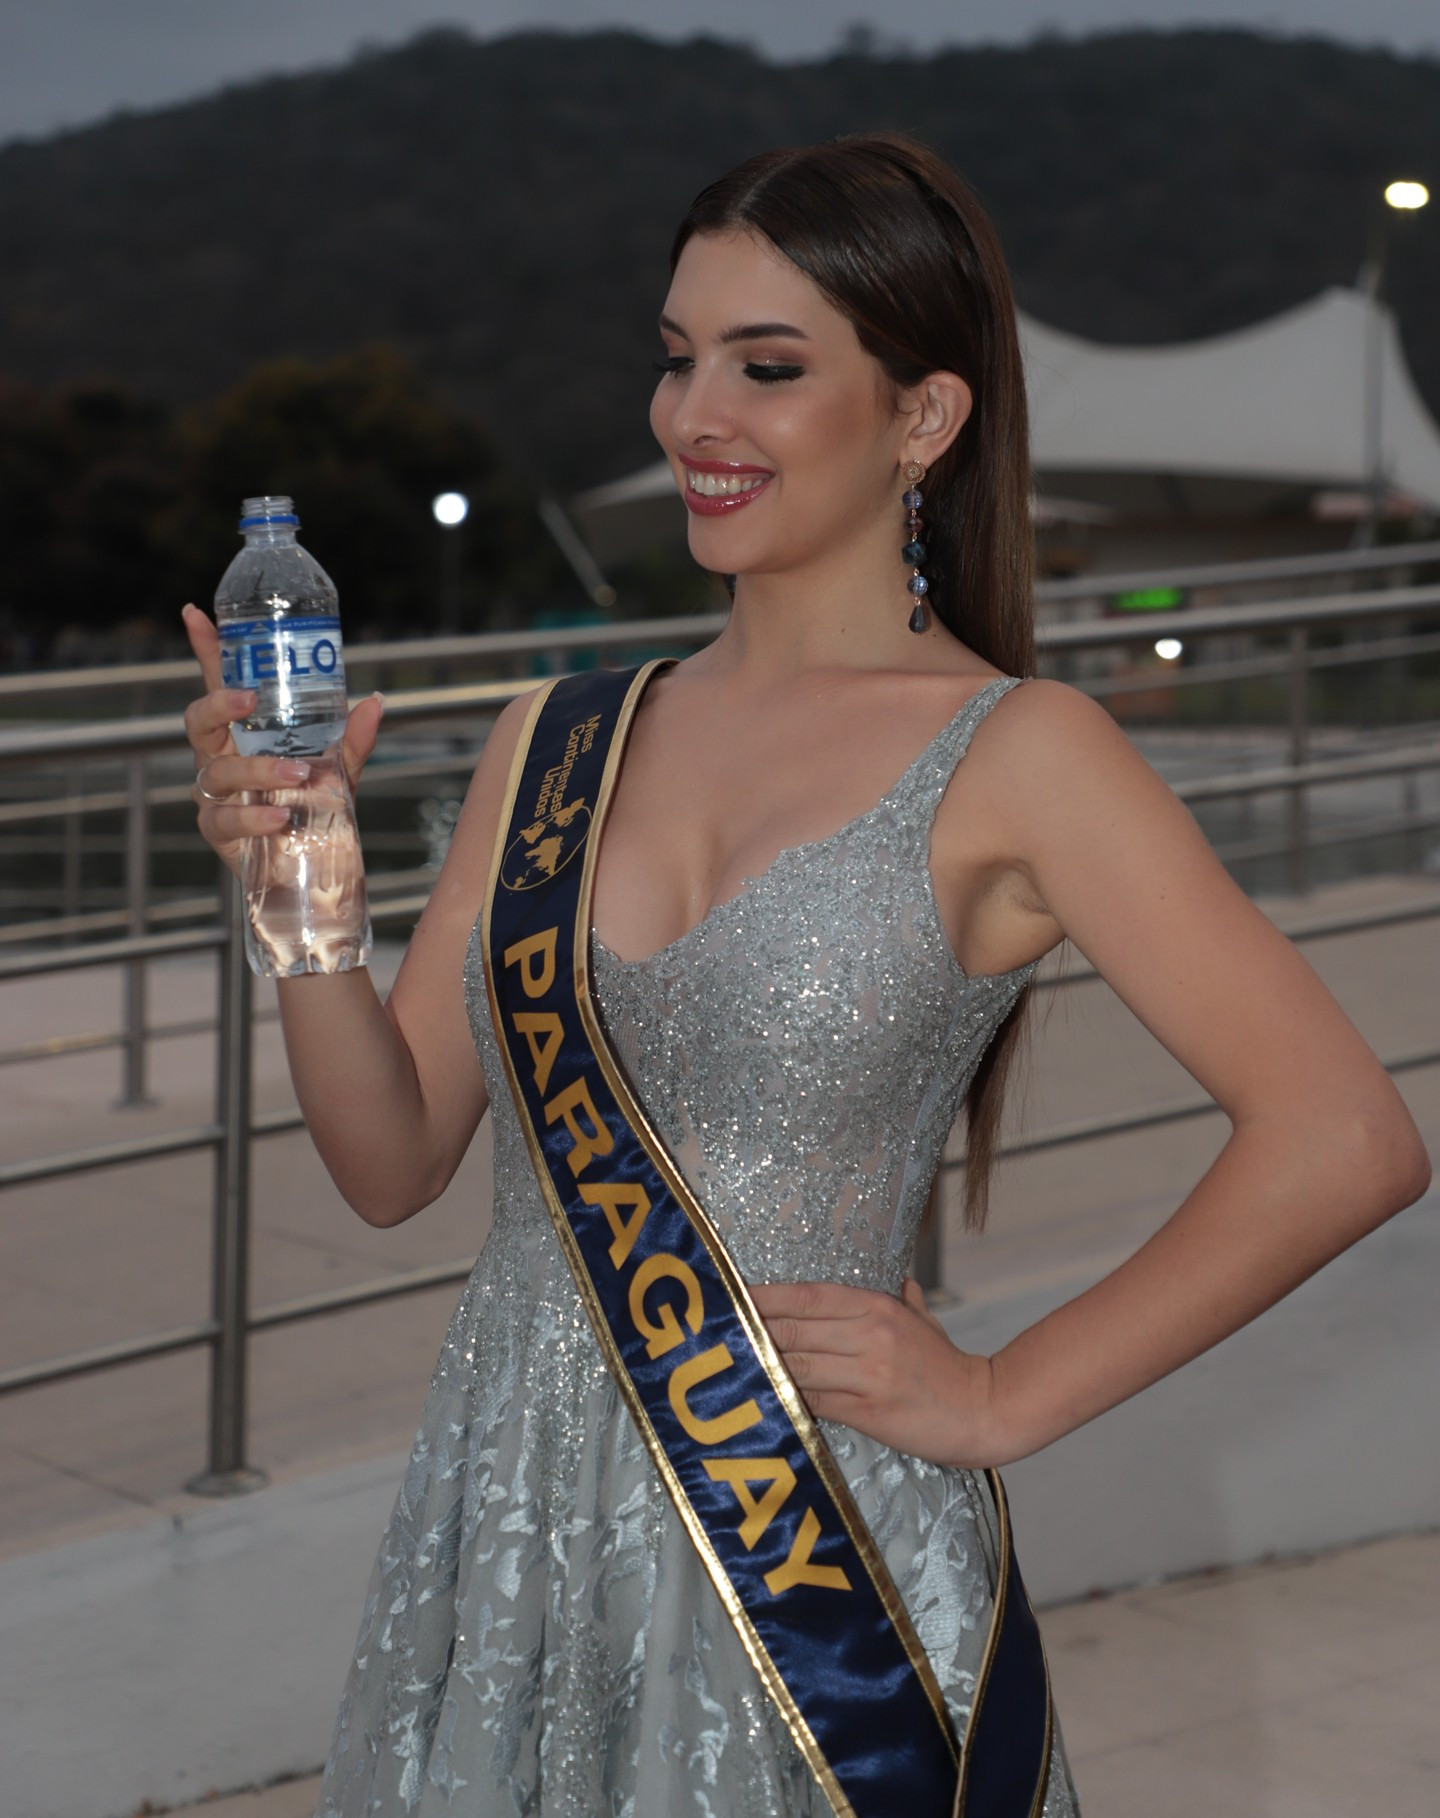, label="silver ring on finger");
[193,763,229,806]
